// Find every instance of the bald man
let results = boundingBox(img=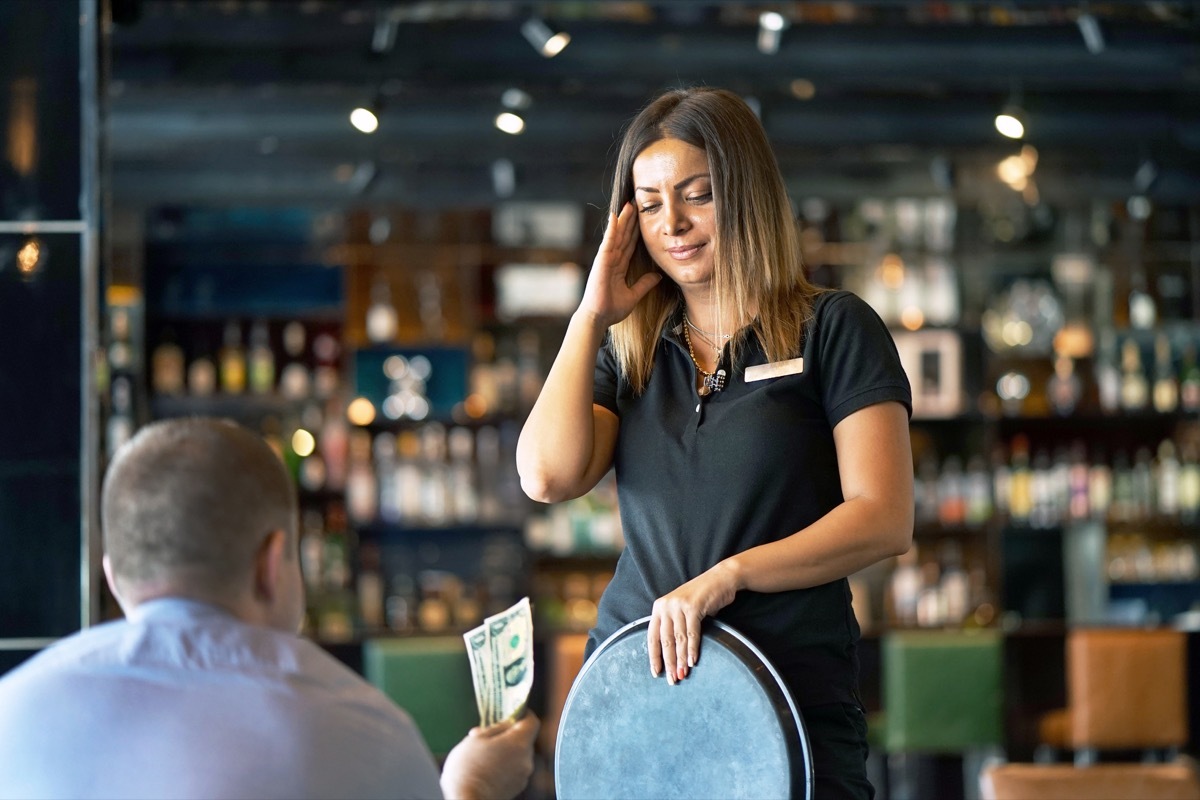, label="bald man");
[0,417,537,800]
